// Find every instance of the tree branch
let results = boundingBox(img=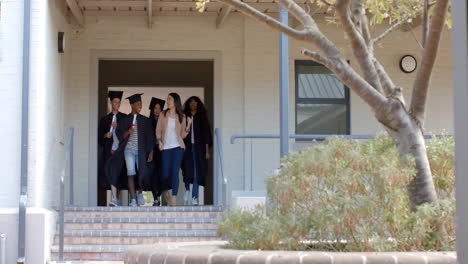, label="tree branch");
[422,0,429,48]
[301,48,335,67]
[373,14,413,44]
[361,15,373,51]
[335,0,383,93]
[320,0,335,8]
[215,0,309,40]
[301,48,388,111]
[275,0,315,27]
[410,0,450,127]
[373,59,396,97]
[216,0,388,112]
[407,24,424,49]
[373,59,406,105]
